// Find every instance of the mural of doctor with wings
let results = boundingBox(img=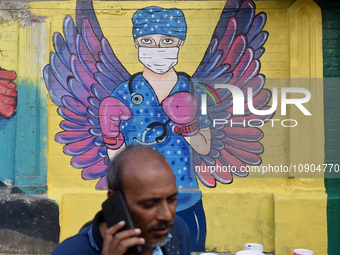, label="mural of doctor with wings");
[44,0,273,250]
